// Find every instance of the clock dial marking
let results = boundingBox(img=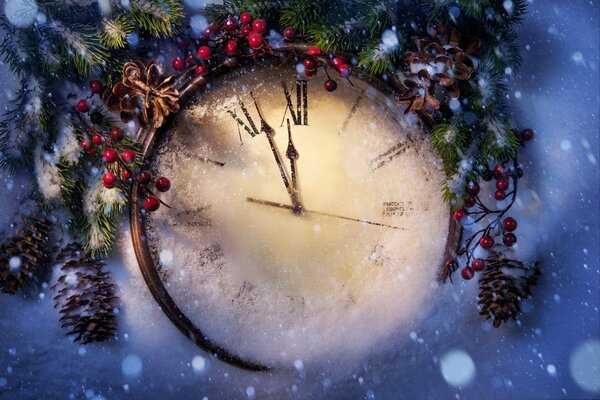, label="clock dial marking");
[246,197,405,230]
[370,141,410,170]
[338,89,365,135]
[280,80,308,126]
[171,206,212,227]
